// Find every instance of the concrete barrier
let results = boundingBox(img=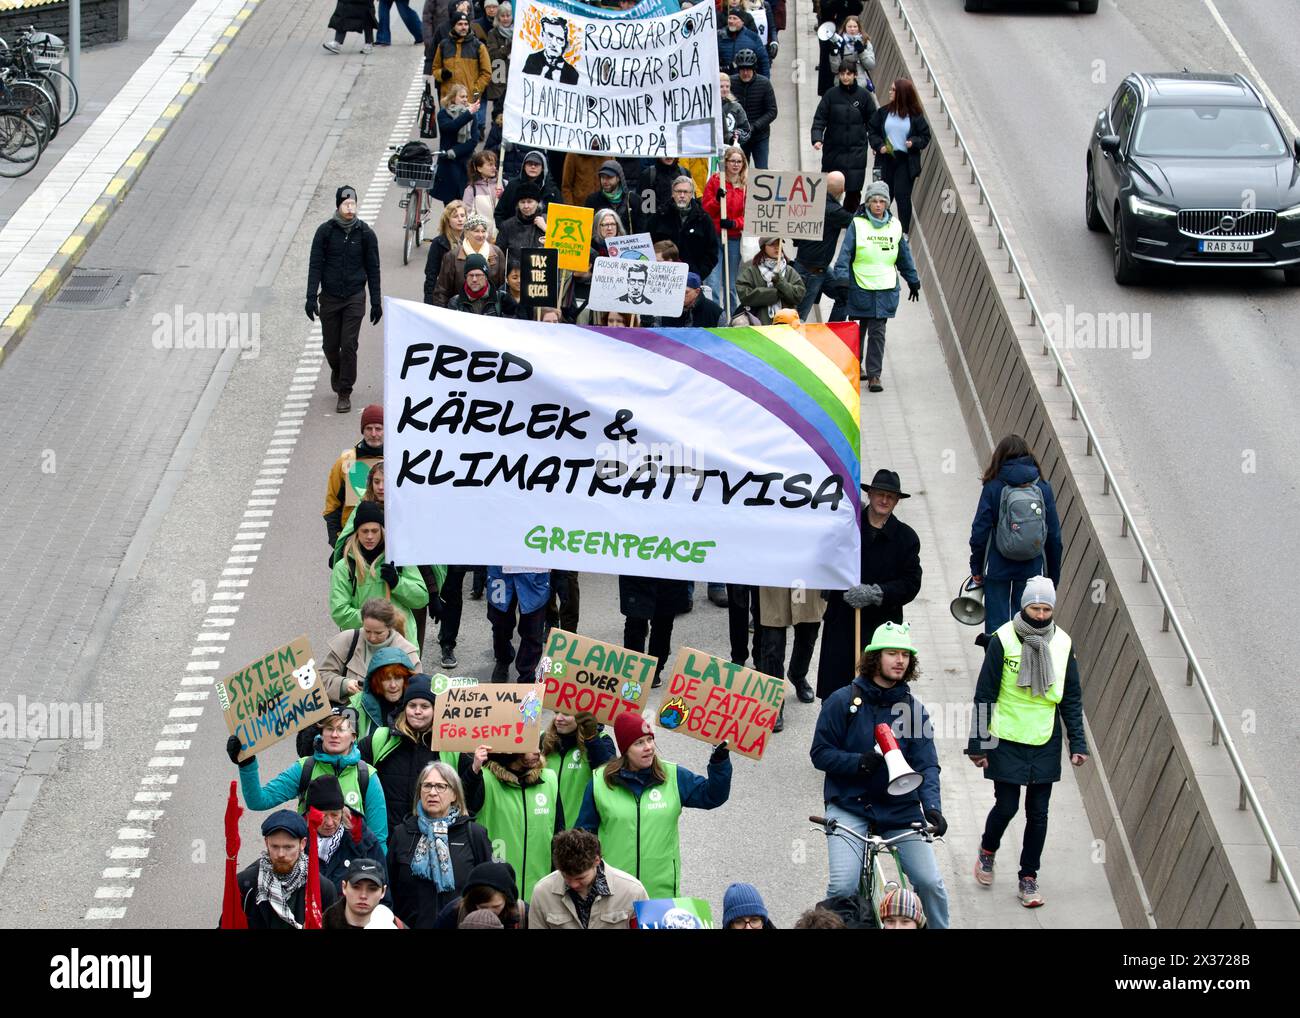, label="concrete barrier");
[860,0,1299,927]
